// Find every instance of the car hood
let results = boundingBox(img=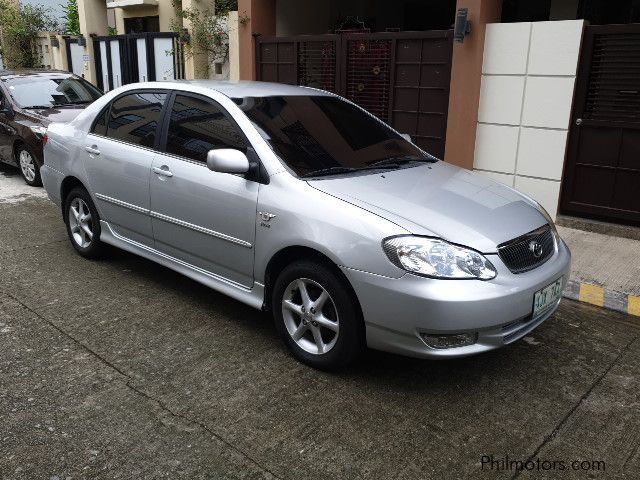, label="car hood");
[22,107,85,124]
[308,161,547,253]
